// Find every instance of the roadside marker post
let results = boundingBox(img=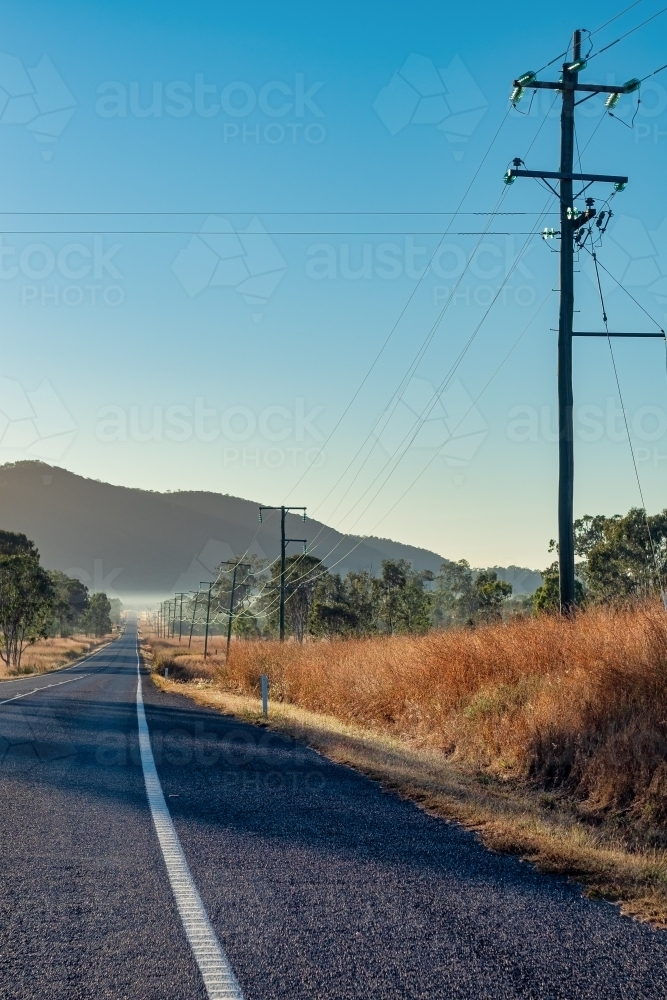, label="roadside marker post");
[261,674,268,717]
